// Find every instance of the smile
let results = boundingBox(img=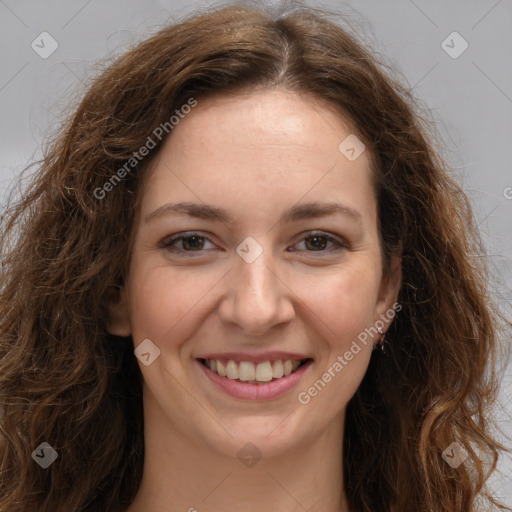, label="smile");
[201,358,309,383]
[196,357,313,400]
